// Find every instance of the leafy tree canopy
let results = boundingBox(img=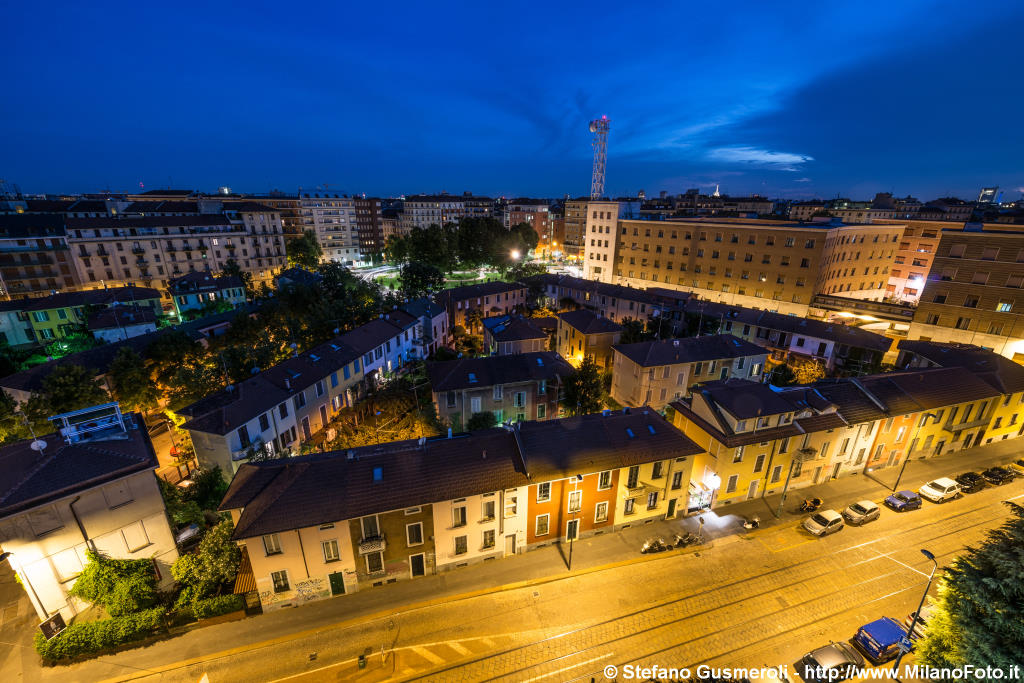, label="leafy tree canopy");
[399,261,445,300]
[108,347,160,413]
[563,355,604,416]
[24,364,110,424]
[286,230,323,270]
[466,411,497,431]
[69,550,158,617]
